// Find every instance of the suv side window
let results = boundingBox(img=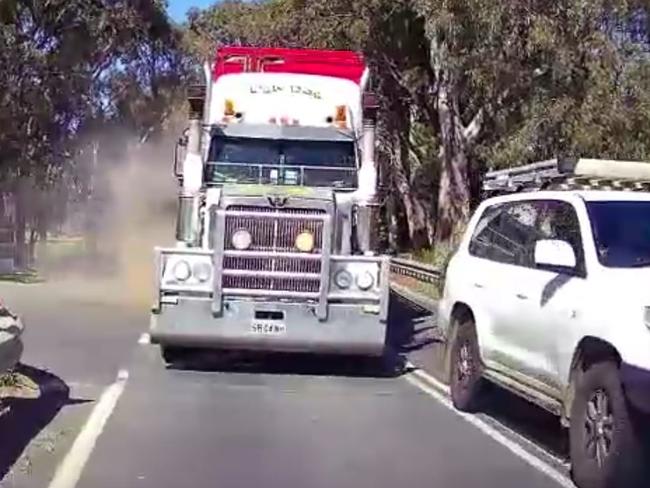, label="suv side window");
[469,201,542,267]
[535,200,586,277]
